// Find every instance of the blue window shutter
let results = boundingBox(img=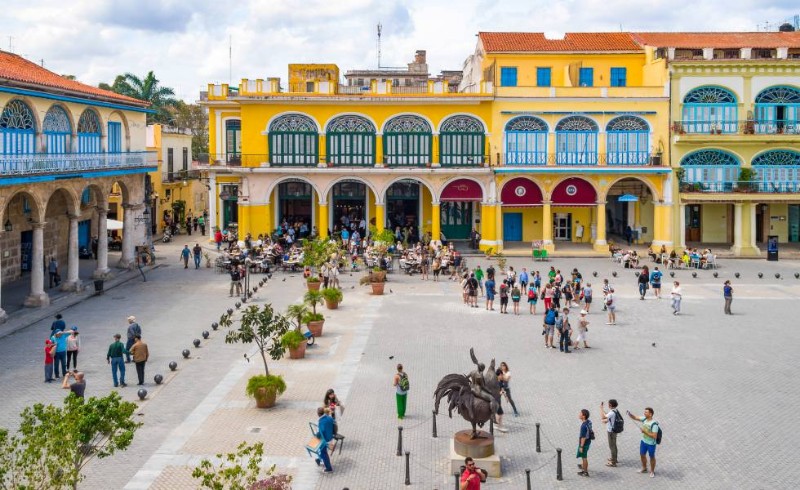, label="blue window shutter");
[579,68,594,87]
[611,68,627,87]
[500,67,517,87]
[108,122,122,153]
[537,67,551,87]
